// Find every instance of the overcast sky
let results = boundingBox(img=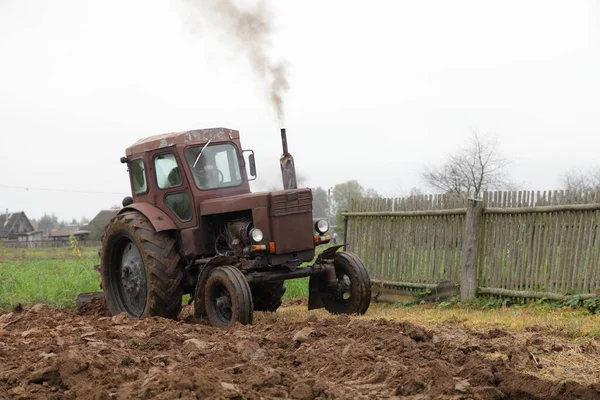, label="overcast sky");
[1,0,599,222]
